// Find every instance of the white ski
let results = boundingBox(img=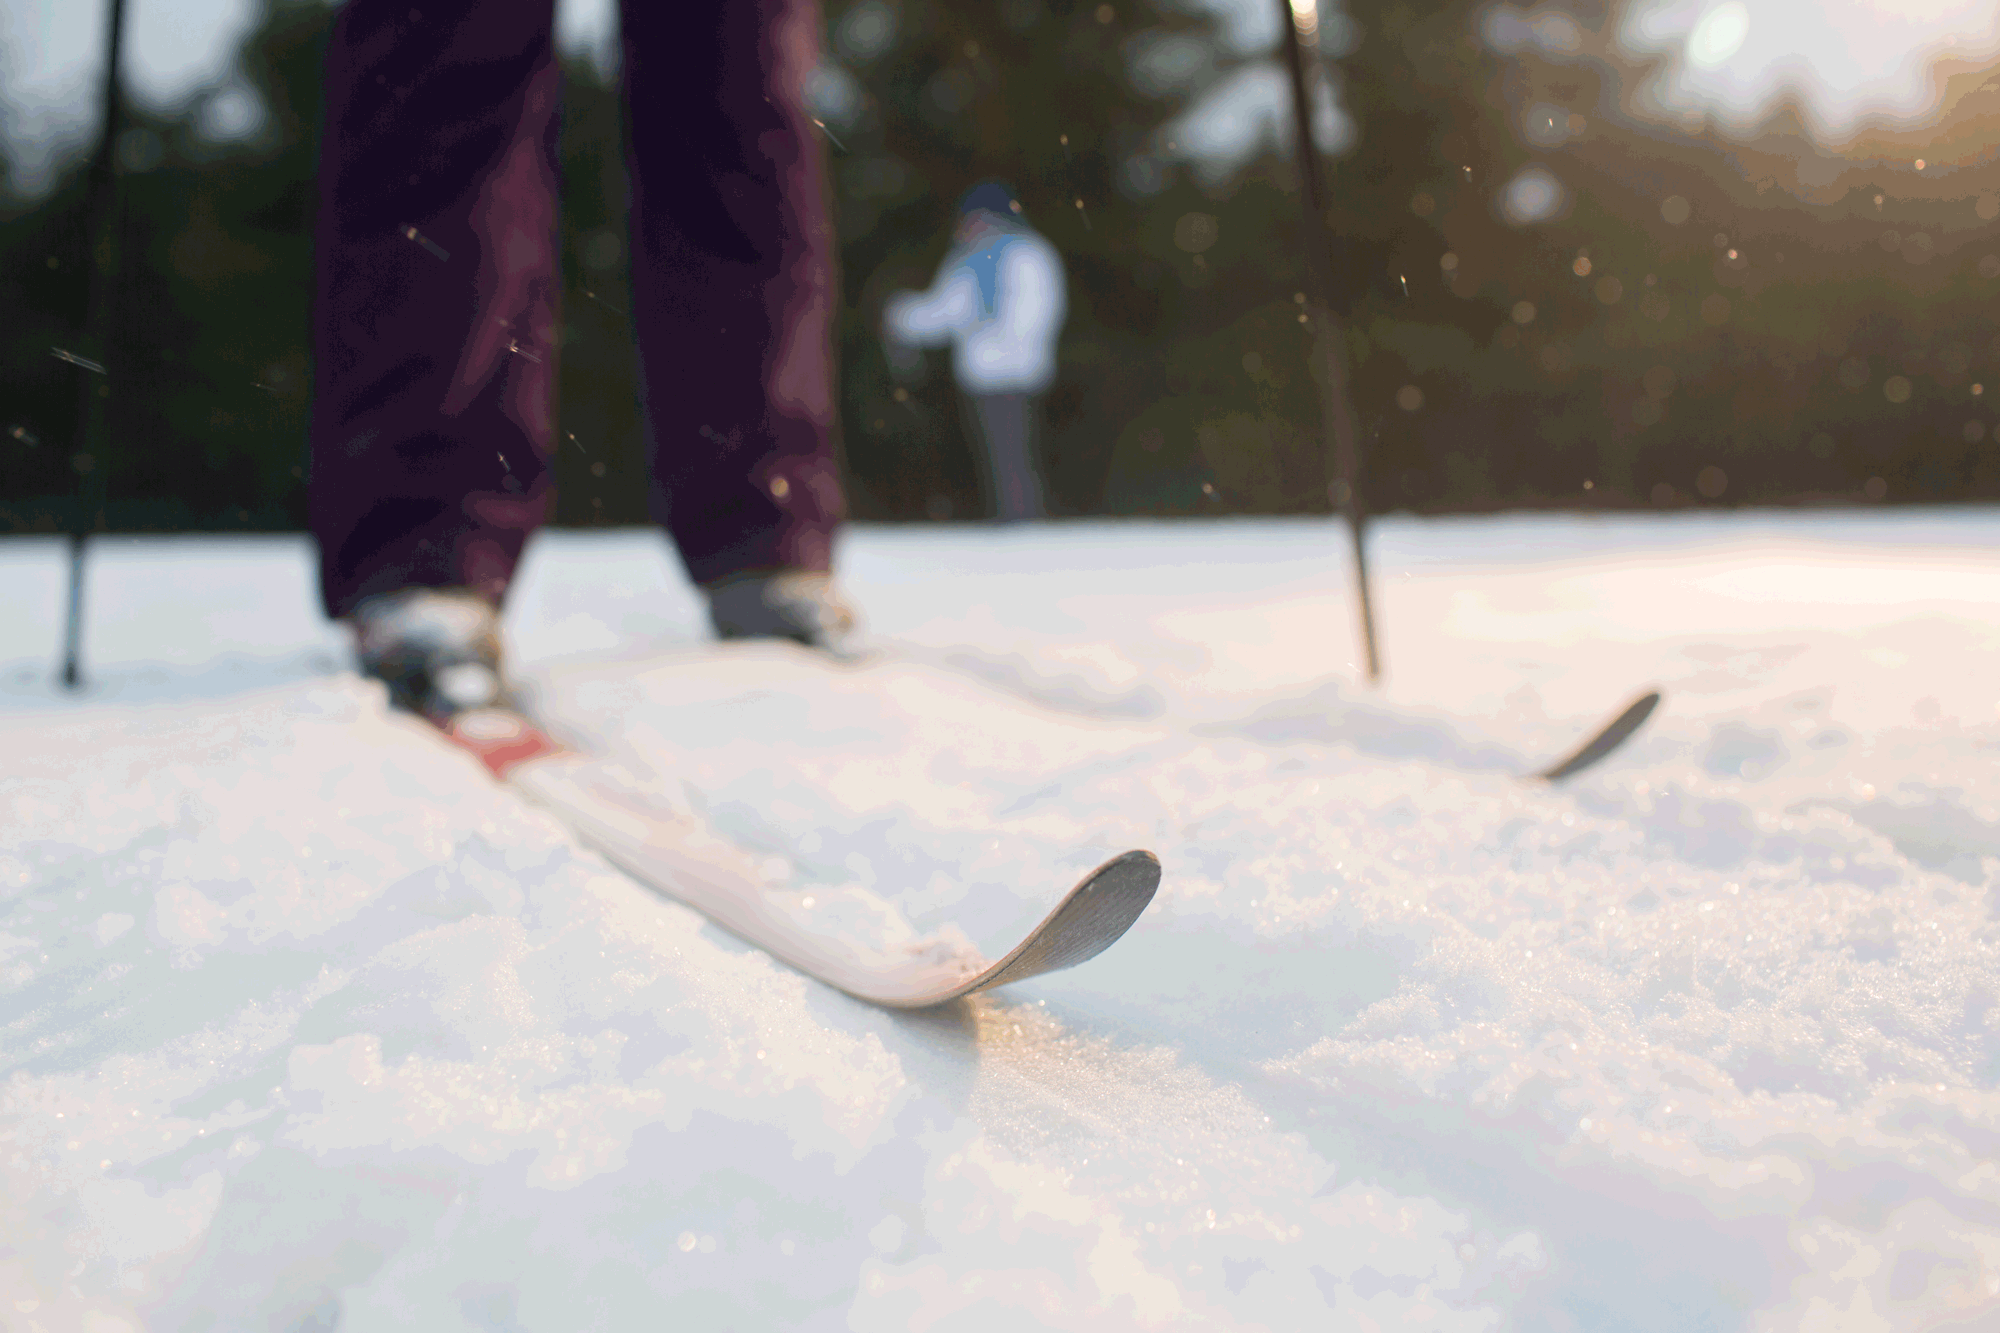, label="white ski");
[442,710,1161,1009]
